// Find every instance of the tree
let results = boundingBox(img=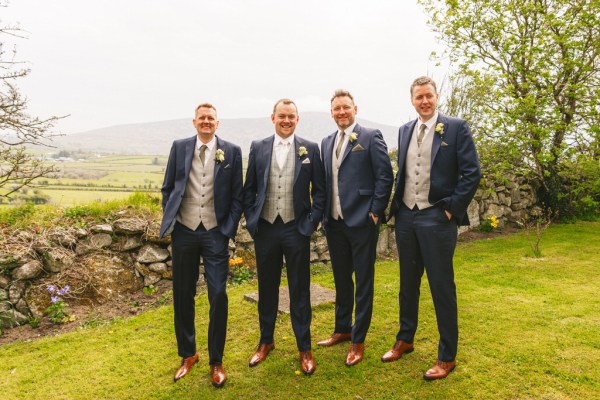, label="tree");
[420,0,600,217]
[1,2,63,197]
